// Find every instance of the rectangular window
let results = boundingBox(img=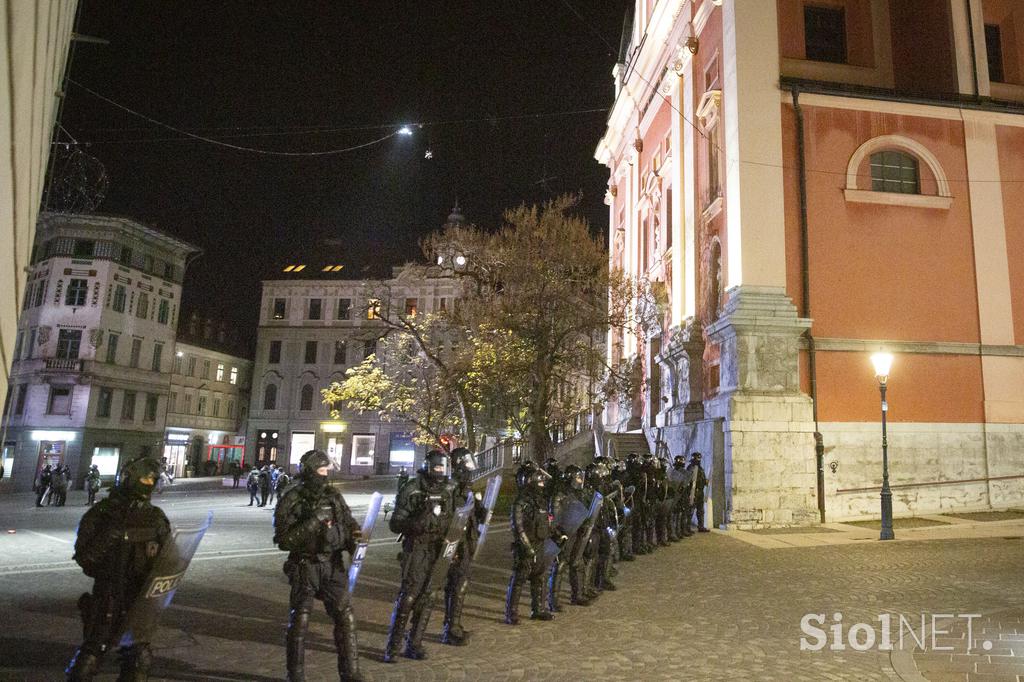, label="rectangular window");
[163,262,175,280]
[404,298,418,316]
[97,387,113,418]
[119,246,133,265]
[226,399,234,418]
[351,434,375,467]
[152,342,164,372]
[169,391,177,413]
[202,359,211,379]
[56,329,82,360]
[986,24,1005,83]
[337,298,351,320]
[804,5,847,64]
[122,391,136,420]
[130,338,142,369]
[173,354,182,374]
[273,298,286,320]
[27,328,36,359]
[65,279,88,307]
[305,340,318,364]
[269,340,282,364]
[144,394,158,422]
[112,285,126,313]
[15,384,28,415]
[363,339,376,360]
[23,282,34,310]
[13,331,23,360]
[665,187,673,250]
[144,254,154,273]
[389,432,416,466]
[367,298,381,320]
[92,446,121,476]
[216,363,225,381]
[157,299,170,325]
[183,394,192,415]
[187,356,196,376]
[308,298,322,320]
[213,398,221,418]
[229,366,238,385]
[33,280,45,308]
[48,386,73,415]
[136,292,149,319]
[198,395,207,416]
[334,340,348,365]
[106,333,119,364]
